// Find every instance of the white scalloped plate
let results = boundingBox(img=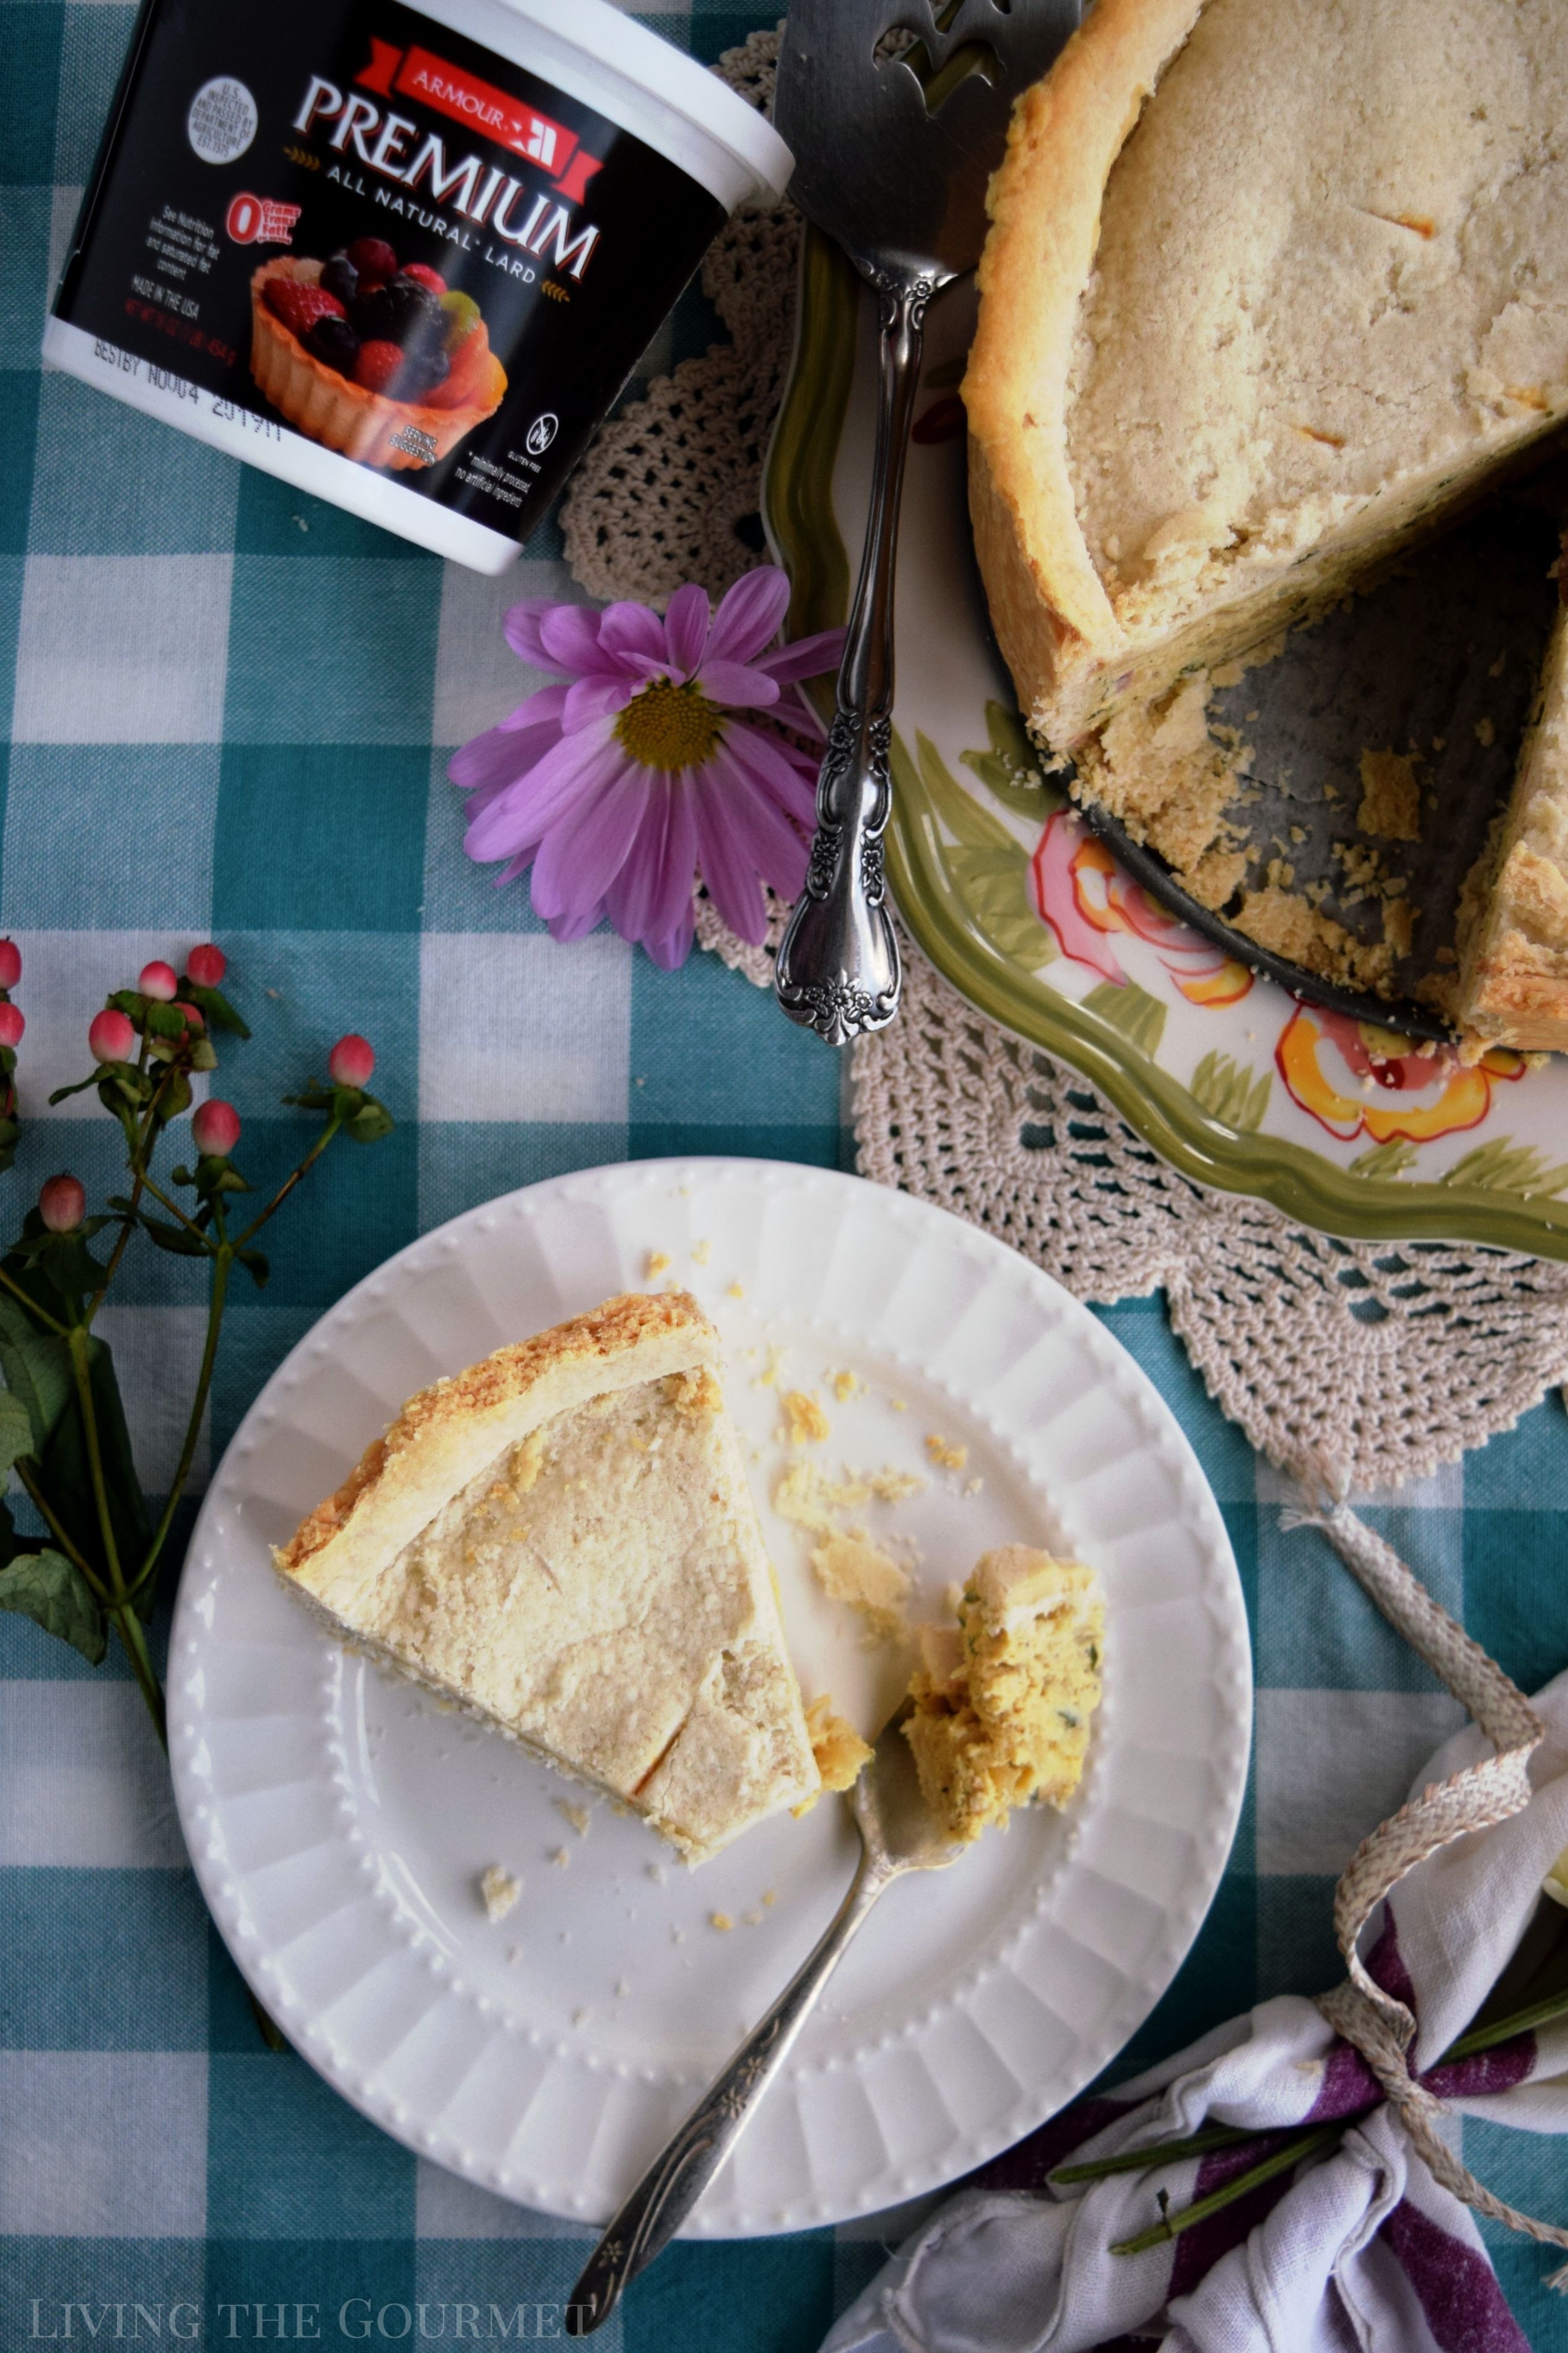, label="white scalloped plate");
[169,1159,1250,2234]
